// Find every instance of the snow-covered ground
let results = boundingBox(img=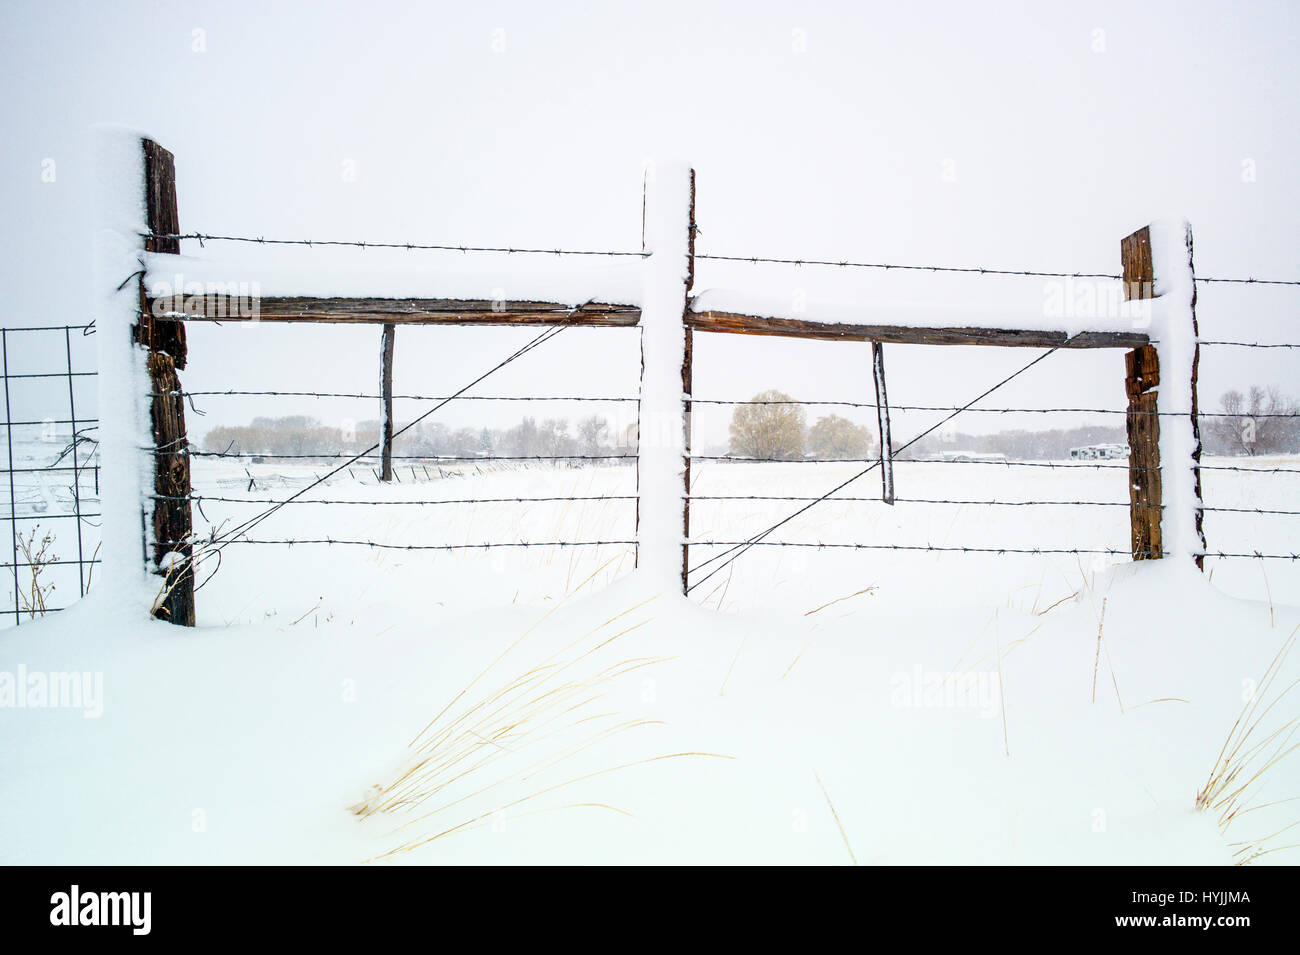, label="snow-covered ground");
[1,457,1297,864]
